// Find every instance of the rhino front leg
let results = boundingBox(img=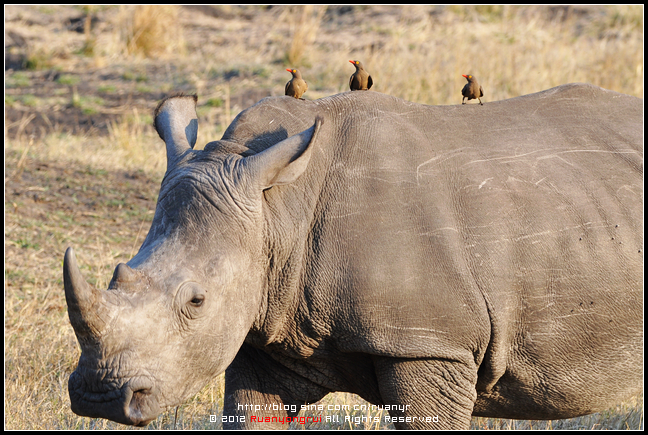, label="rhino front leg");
[373,357,478,429]
[223,343,329,429]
